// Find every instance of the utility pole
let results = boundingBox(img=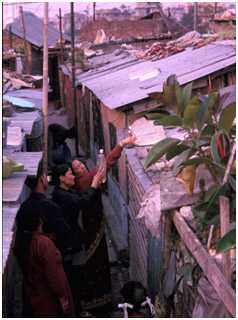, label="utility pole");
[42,3,49,174]
[58,8,66,110]
[193,2,198,31]
[19,6,29,73]
[93,2,96,22]
[70,2,79,156]
[214,2,218,15]
[9,26,13,49]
